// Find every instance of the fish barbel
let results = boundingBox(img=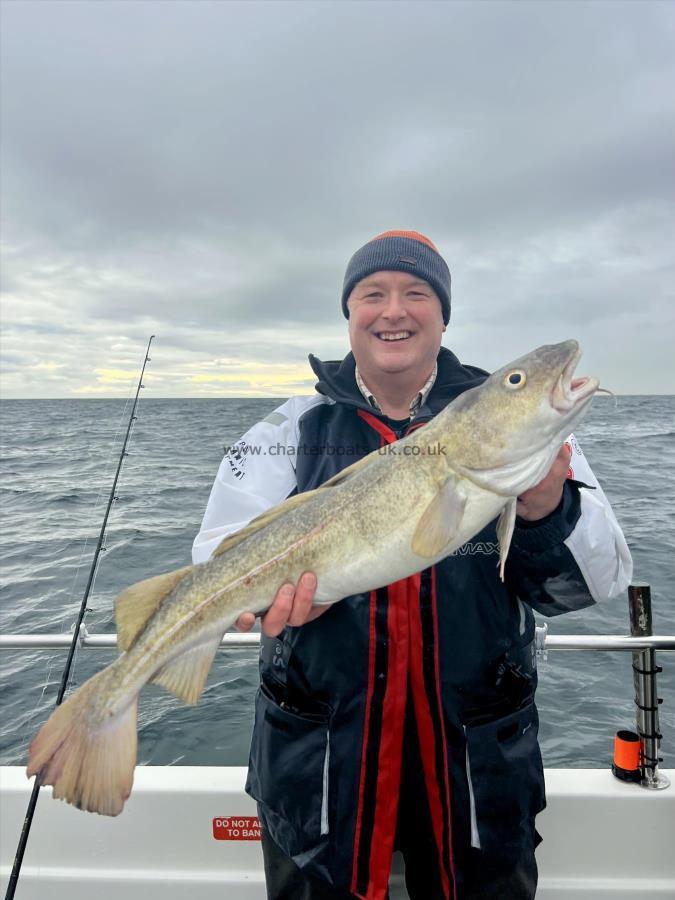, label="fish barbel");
[27,340,599,815]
